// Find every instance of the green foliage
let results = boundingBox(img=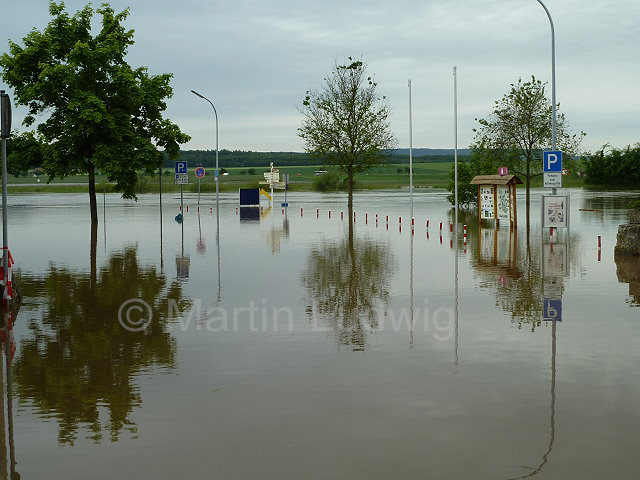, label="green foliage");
[0,1,189,221]
[298,57,397,206]
[312,171,345,191]
[584,144,640,187]
[6,130,44,176]
[247,168,256,175]
[446,145,519,206]
[473,76,584,219]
